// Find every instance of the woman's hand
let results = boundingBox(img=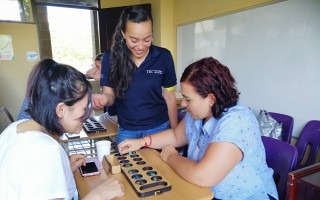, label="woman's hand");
[69,154,86,172]
[92,94,108,110]
[160,145,178,162]
[118,138,144,155]
[83,177,124,200]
